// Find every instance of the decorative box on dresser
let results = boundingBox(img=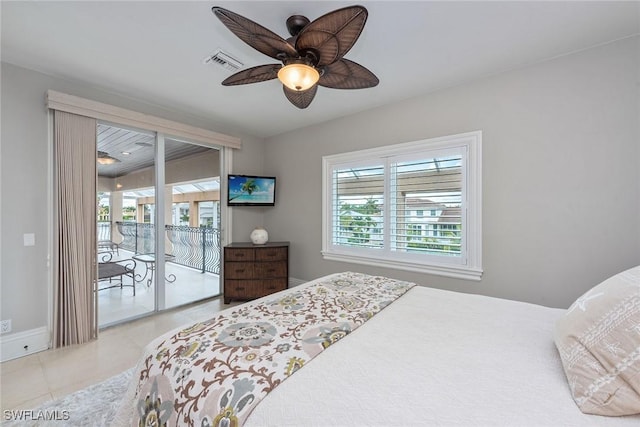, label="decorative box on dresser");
[223,242,289,304]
